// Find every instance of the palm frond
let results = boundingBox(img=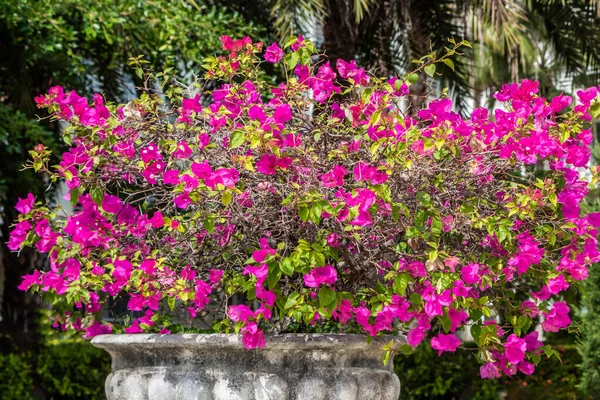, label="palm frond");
[270,0,326,42]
